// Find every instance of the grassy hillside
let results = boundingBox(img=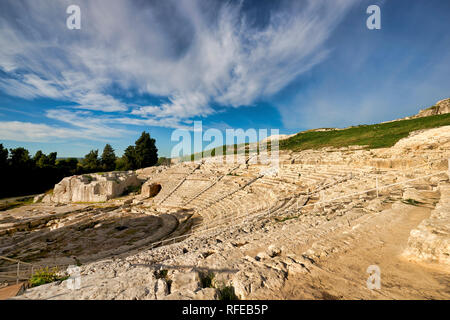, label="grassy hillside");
[178,113,450,162]
[280,113,450,151]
